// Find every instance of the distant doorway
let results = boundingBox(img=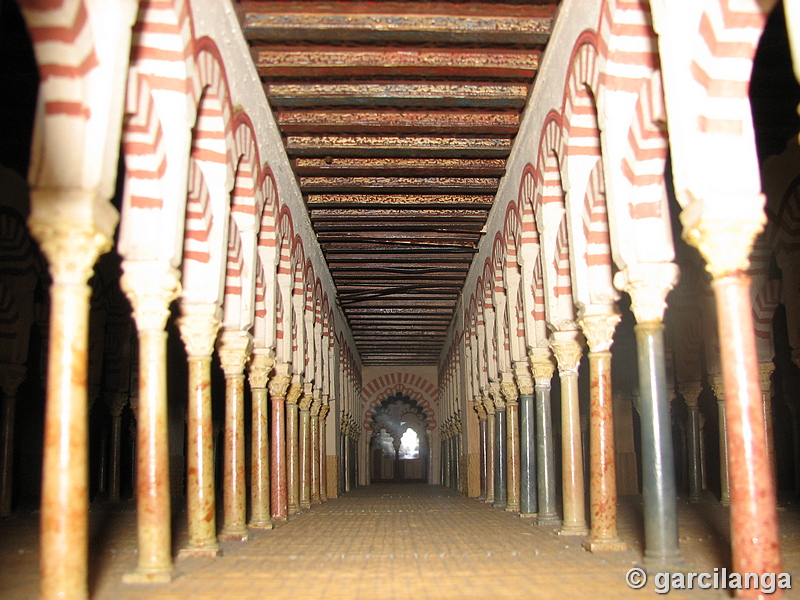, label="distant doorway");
[369,392,429,483]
